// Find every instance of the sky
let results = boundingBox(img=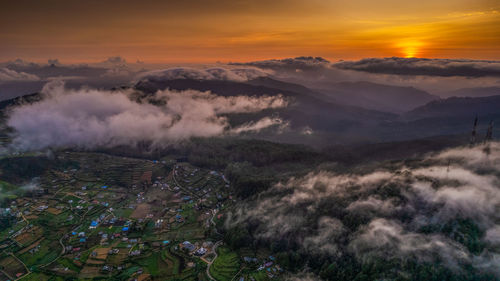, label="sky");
[1,0,499,63]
